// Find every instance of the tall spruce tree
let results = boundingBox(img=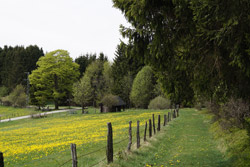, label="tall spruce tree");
[111,42,144,107]
[112,0,250,104]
